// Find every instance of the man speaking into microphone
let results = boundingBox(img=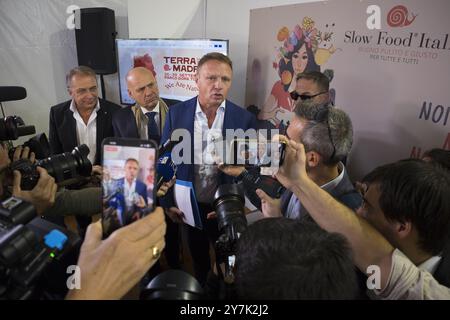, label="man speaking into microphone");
[160,52,256,285]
